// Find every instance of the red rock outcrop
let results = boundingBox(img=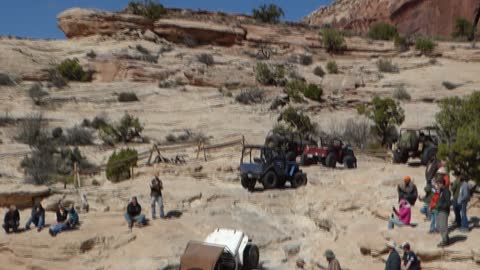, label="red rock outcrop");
[303,0,480,38]
[0,184,50,209]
